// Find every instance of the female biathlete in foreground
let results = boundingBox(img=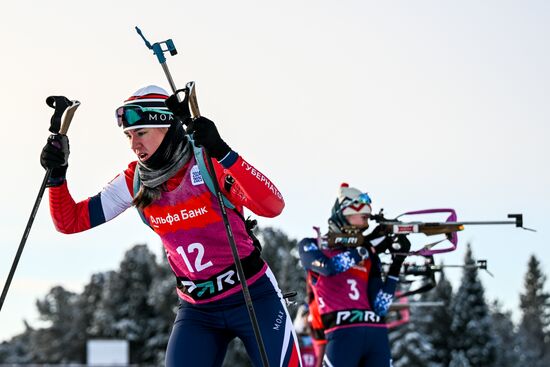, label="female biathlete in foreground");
[40,85,301,366]
[298,183,410,367]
